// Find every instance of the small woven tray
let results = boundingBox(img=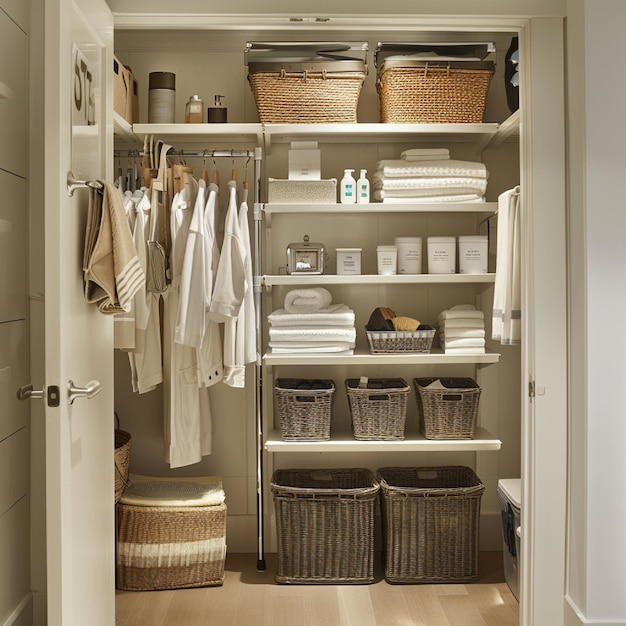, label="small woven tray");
[366,326,435,353]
